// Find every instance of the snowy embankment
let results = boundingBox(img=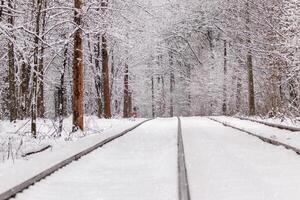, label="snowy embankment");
[11,118,177,200]
[246,116,300,128]
[0,117,144,195]
[182,117,300,200]
[0,116,144,162]
[210,116,300,150]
